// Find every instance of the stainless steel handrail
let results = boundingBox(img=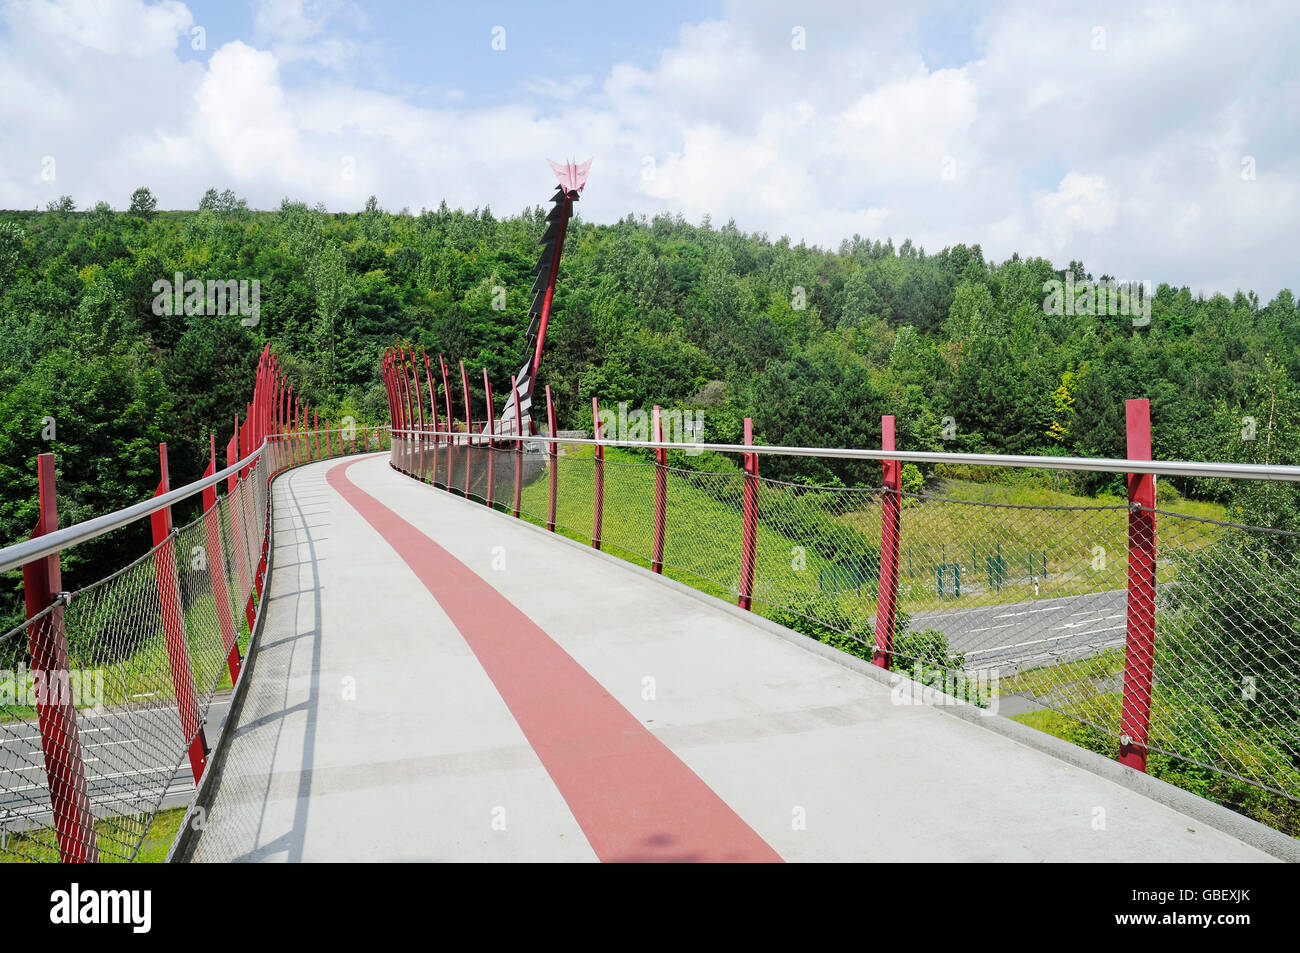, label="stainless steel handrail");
[0,441,266,576]
[390,427,1300,483]
[0,424,394,575]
